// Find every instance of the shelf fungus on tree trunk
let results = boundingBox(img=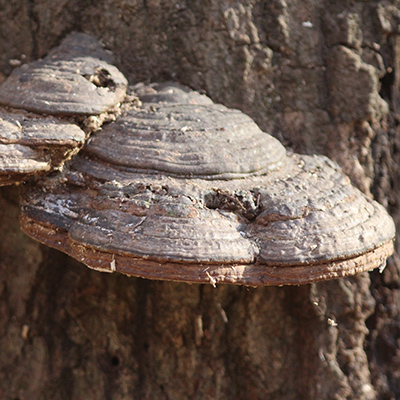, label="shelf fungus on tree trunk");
[0,33,128,186]
[20,83,395,286]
